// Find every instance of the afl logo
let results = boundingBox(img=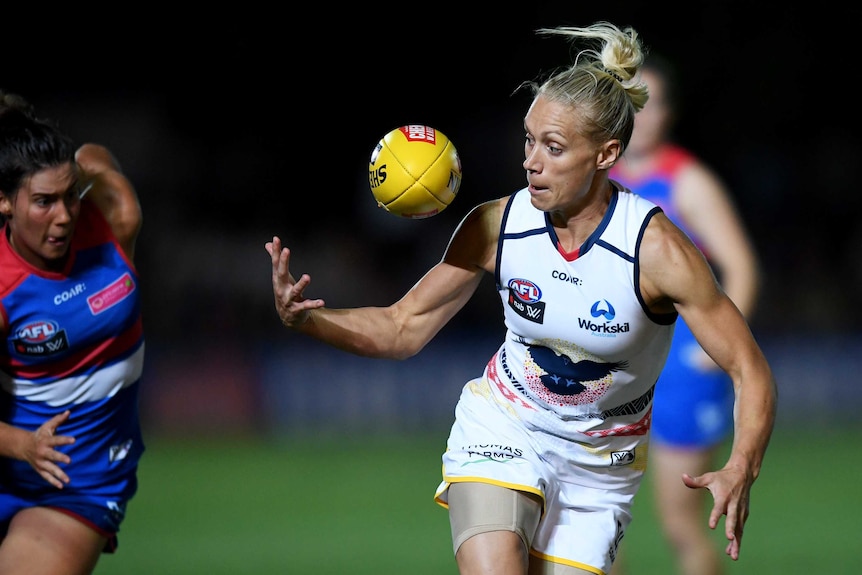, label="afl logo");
[16,320,59,343]
[508,278,542,303]
[507,279,546,324]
